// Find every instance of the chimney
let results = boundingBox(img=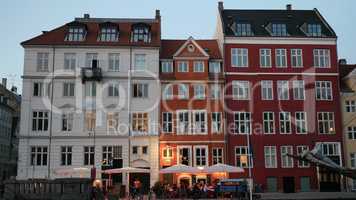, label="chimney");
[84,14,90,19]
[2,78,7,88]
[218,1,224,11]
[155,9,161,21]
[11,86,17,93]
[286,4,292,10]
[339,59,347,65]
